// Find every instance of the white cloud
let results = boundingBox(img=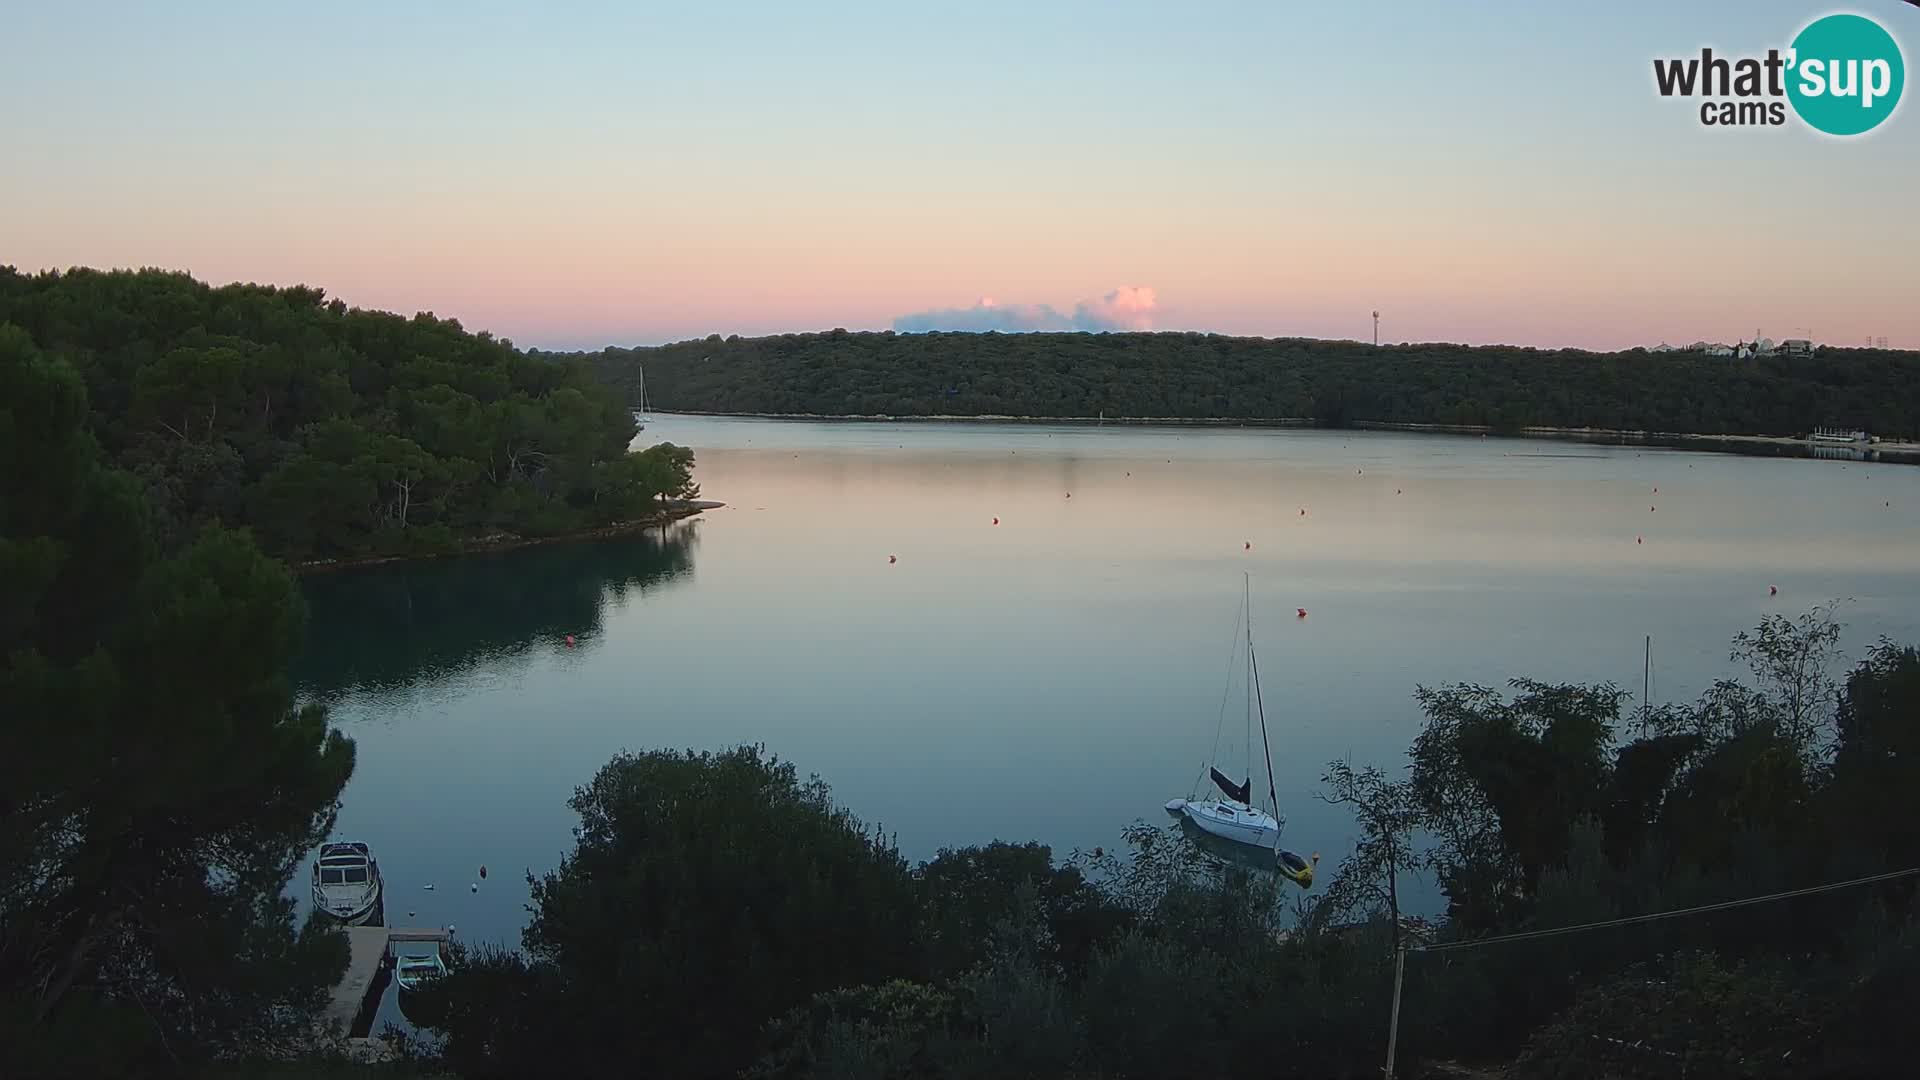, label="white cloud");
[894,286,1159,333]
